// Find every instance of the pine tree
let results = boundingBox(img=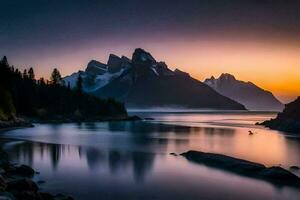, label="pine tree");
[39,78,46,86]
[0,56,8,66]
[23,69,28,79]
[50,68,62,85]
[28,67,35,81]
[0,56,16,120]
[76,75,83,94]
